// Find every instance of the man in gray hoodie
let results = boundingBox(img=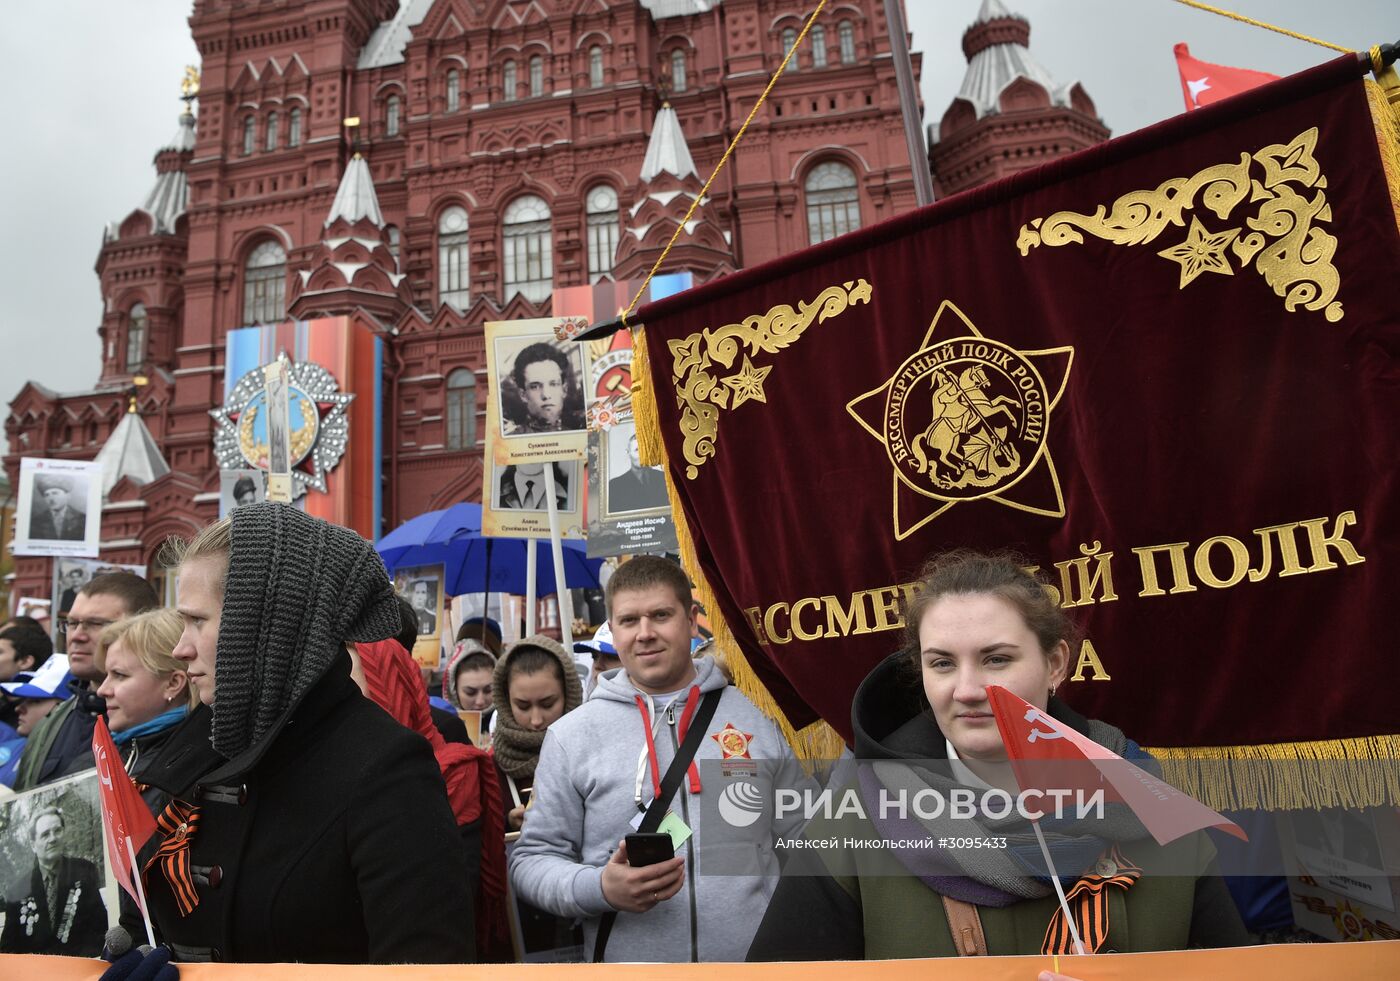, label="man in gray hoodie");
[509,556,813,962]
